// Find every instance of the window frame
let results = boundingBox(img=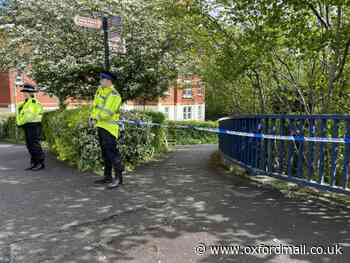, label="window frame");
[182,79,192,99]
[183,106,192,120]
[164,107,169,118]
[198,105,202,119]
